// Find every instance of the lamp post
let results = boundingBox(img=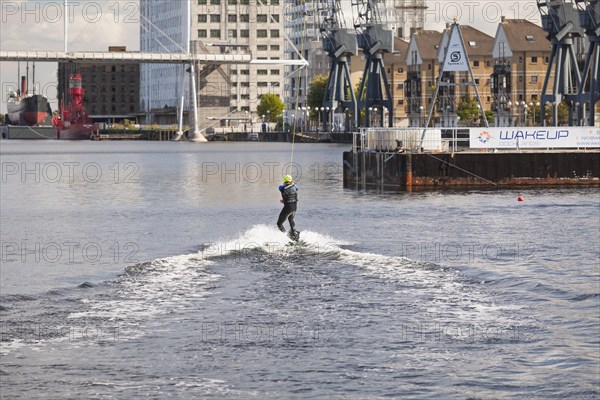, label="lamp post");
[419,105,424,127]
[476,104,481,126]
[282,110,286,131]
[325,106,330,131]
[373,107,378,127]
[523,102,528,126]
